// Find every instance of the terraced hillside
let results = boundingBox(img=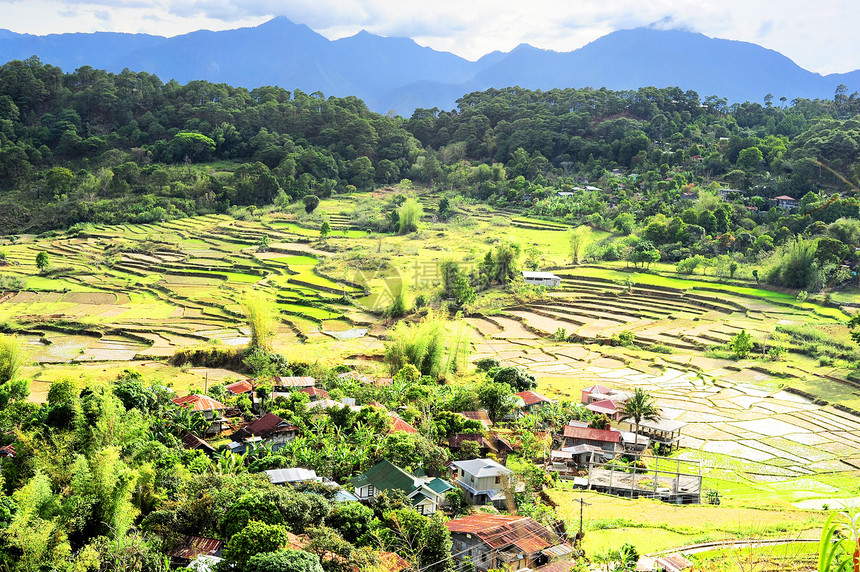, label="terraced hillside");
[0,214,366,362]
